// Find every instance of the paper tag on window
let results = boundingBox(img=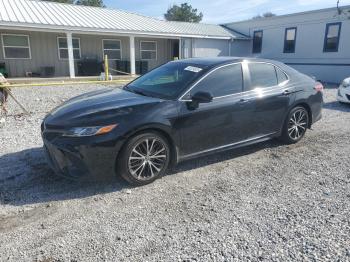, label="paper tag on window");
[184,66,202,73]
